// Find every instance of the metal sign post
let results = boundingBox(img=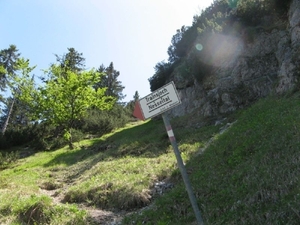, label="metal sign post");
[162,113,204,225]
[133,82,204,225]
